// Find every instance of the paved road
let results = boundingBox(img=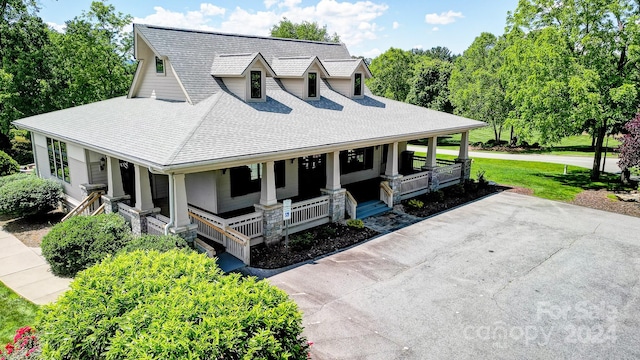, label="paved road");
[407,145,622,174]
[269,193,640,359]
